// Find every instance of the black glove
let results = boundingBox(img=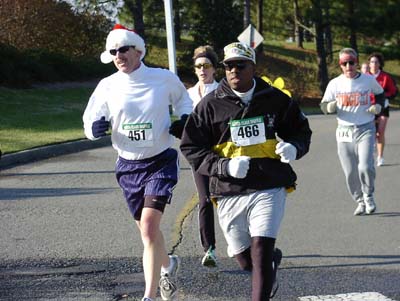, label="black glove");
[169,114,189,139]
[92,116,110,138]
